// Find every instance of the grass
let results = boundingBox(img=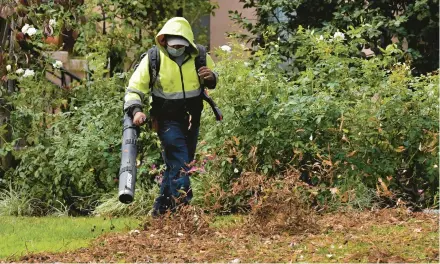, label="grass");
[203,211,438,263]
[0,216,142,260]
[209,214,245,229]
[290,217,438,262]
